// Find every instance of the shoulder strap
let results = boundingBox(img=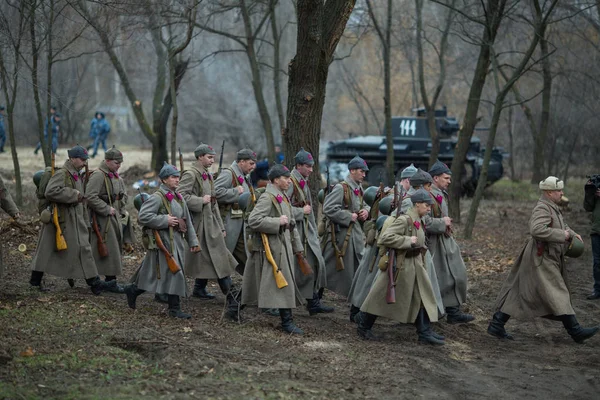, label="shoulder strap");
[341,182,351,210]
[226,167,239,187]
[290,176,306,205]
